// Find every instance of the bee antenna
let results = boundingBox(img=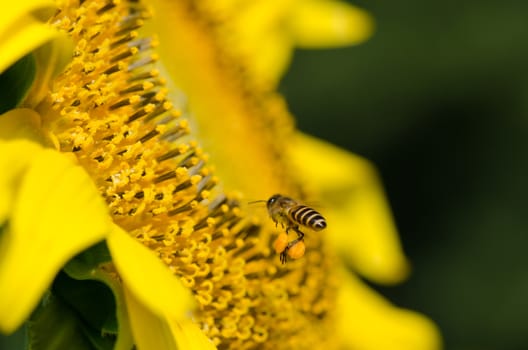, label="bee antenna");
[248,199,267,205]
